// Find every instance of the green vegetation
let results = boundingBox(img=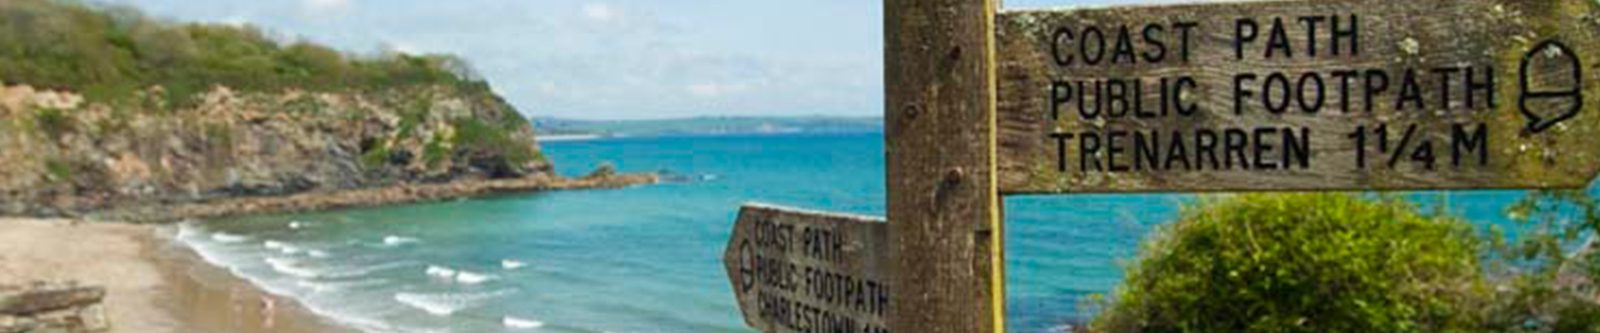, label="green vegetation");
[452,117,540,167]
[42,159,72,182]
[0,0,488,105]
[423,135,449,168]
[1483,191,1600,332]
[202,123,234,151]
[33,107,72,137]
[1092,193,1600,332]
[1093,194,1488,332]
[359,145,392,169]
